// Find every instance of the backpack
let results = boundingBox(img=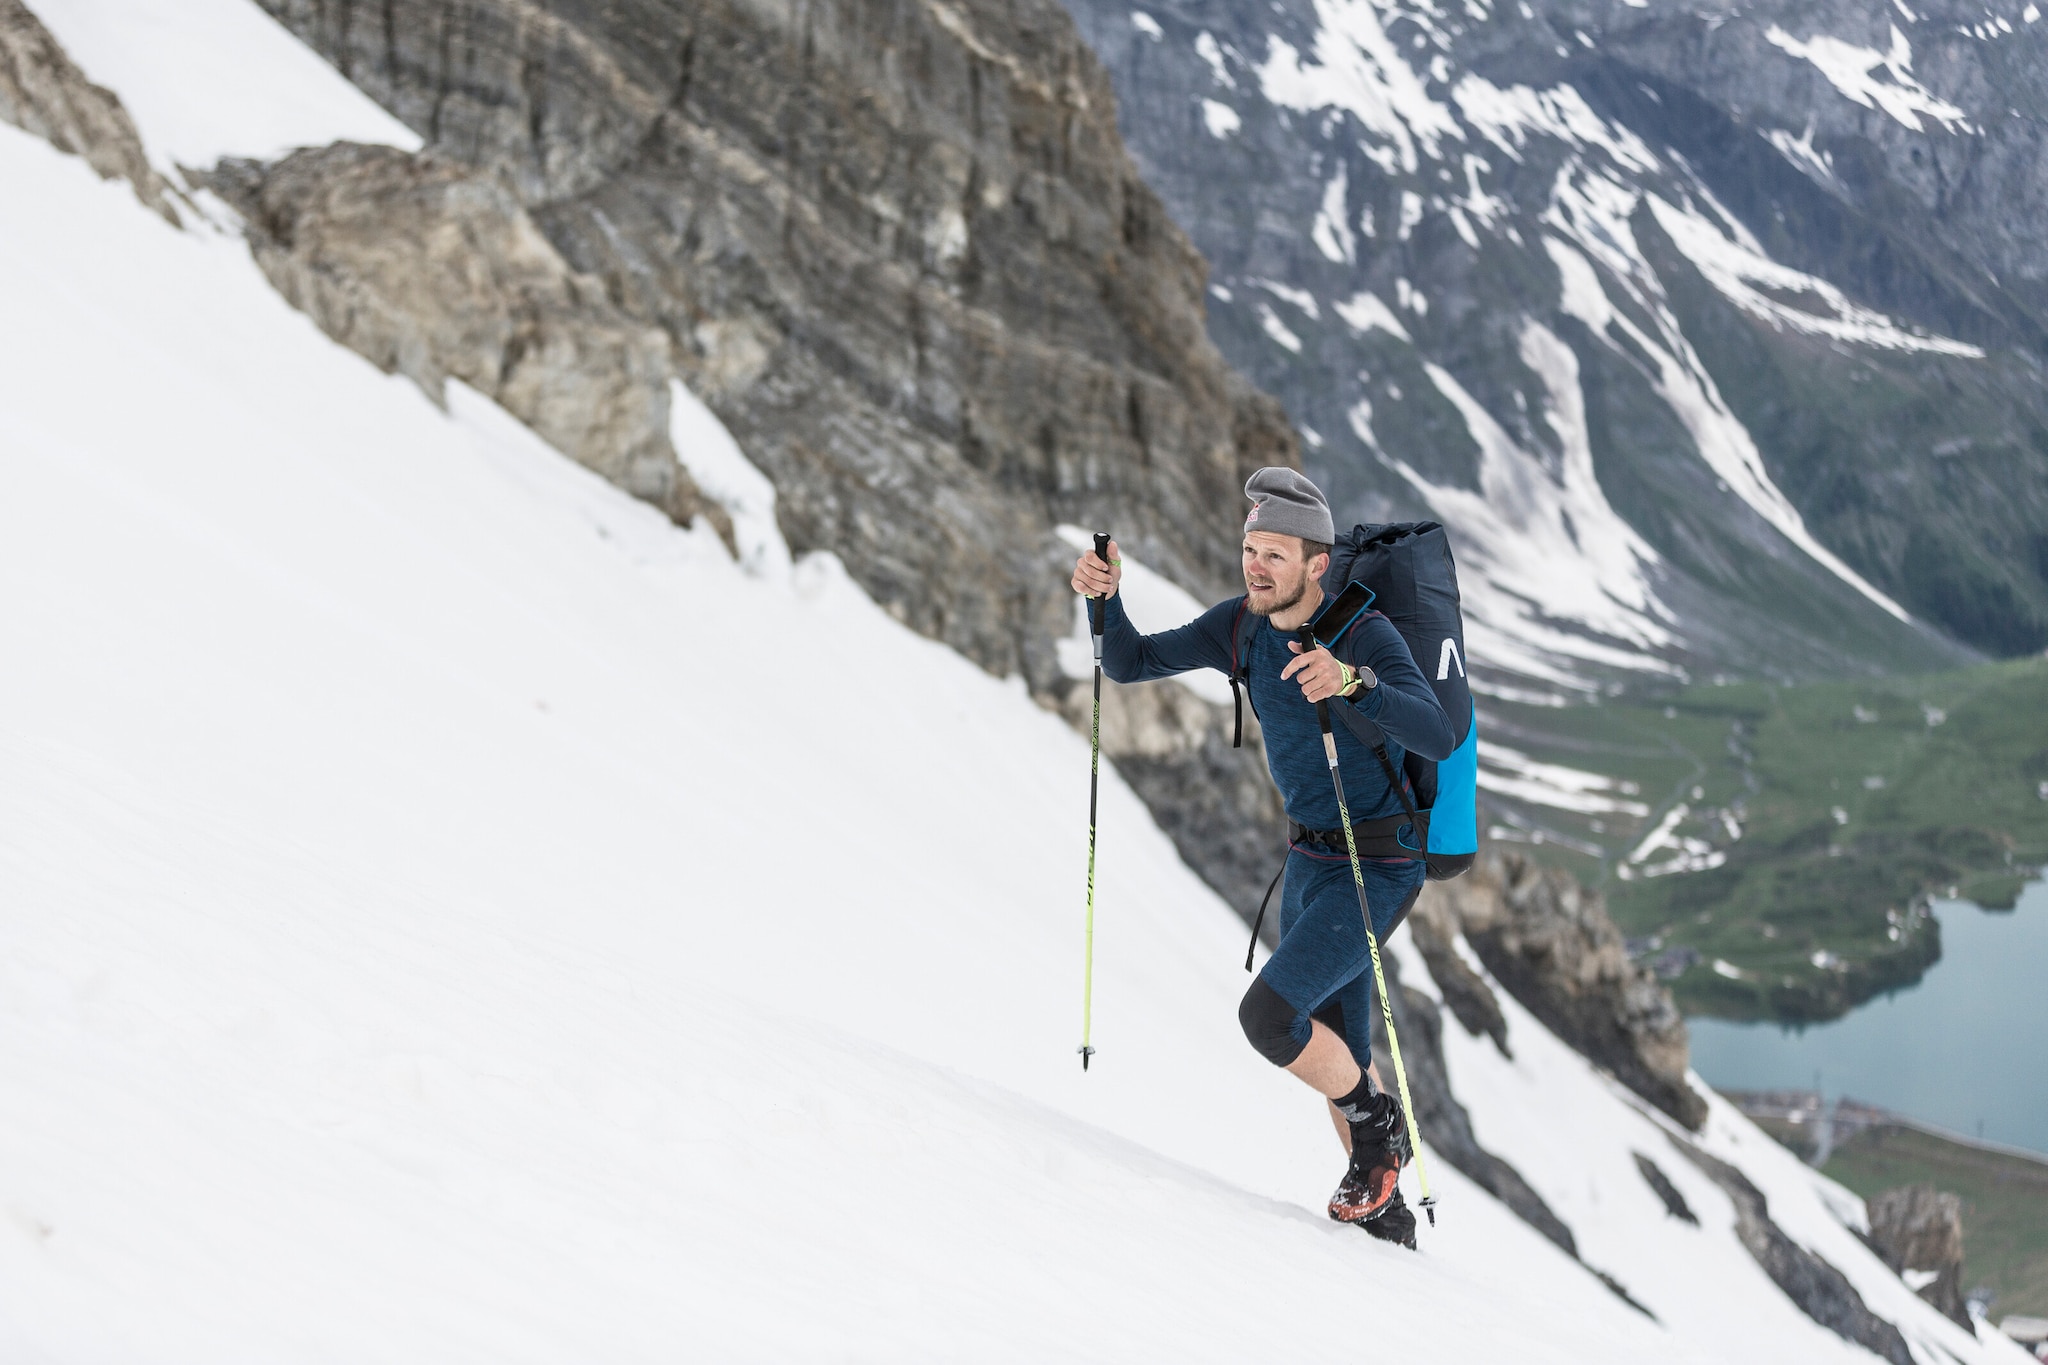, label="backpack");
[1227,520,1477,883]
